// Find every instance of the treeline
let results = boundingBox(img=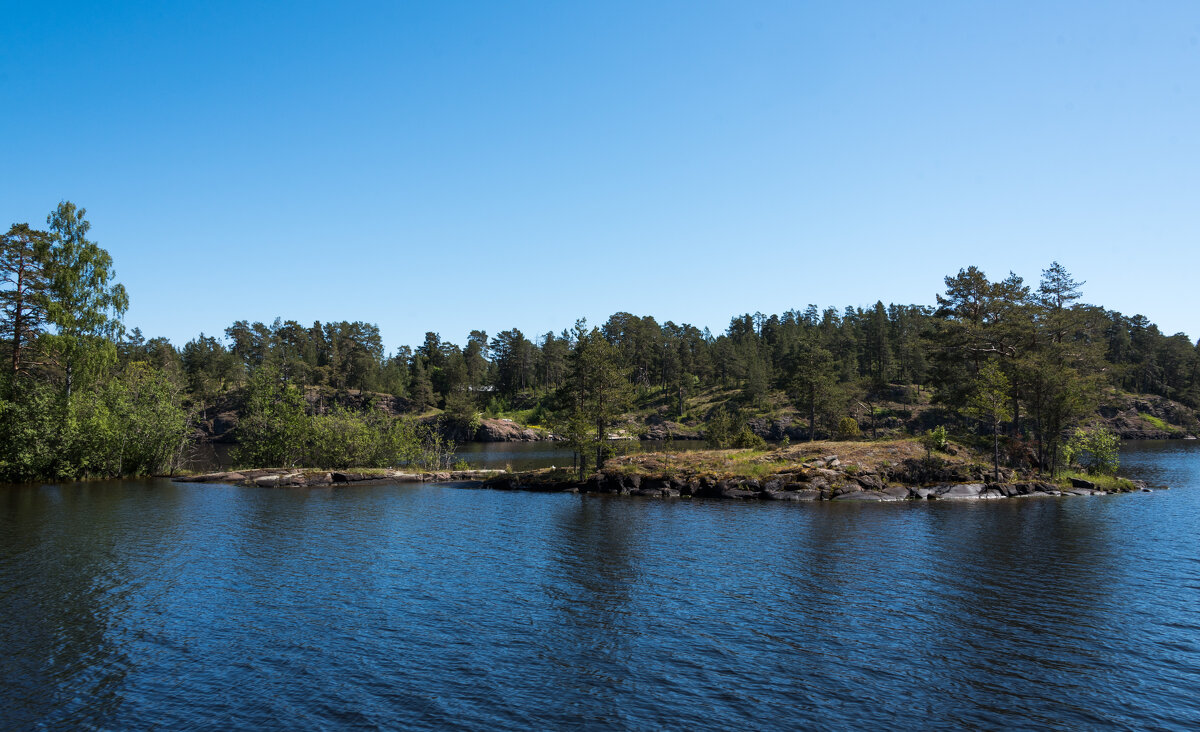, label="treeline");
[169,277,1200,421]
[4,201,1199,481]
